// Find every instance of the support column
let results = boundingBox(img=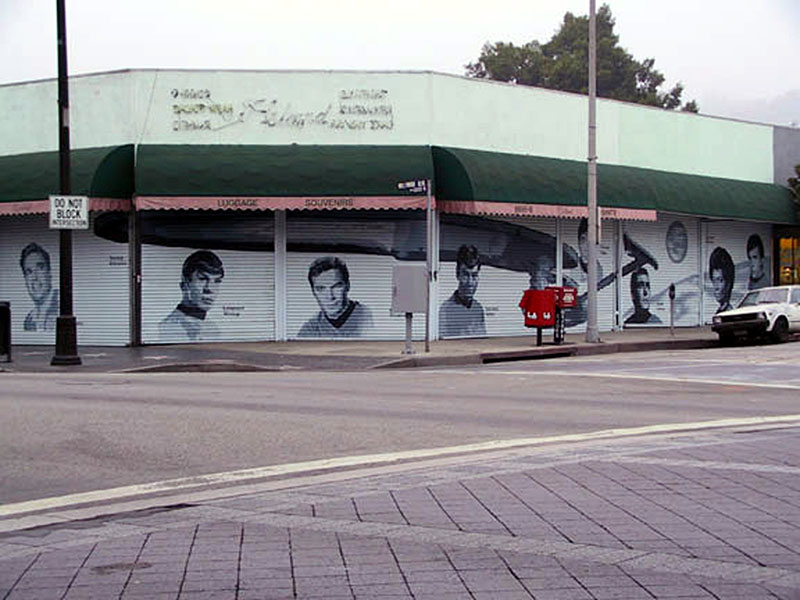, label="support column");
[428,209,440,341]
[128,200,141,346]
[698,220,706,325]
[614,220,623,330]
[555,218,563,285]
[274,210,287,341]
